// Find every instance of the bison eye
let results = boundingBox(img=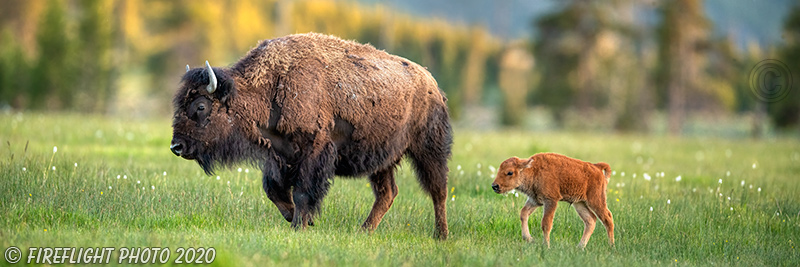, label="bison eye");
[188,97,212,123]
[506,171,513,176]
